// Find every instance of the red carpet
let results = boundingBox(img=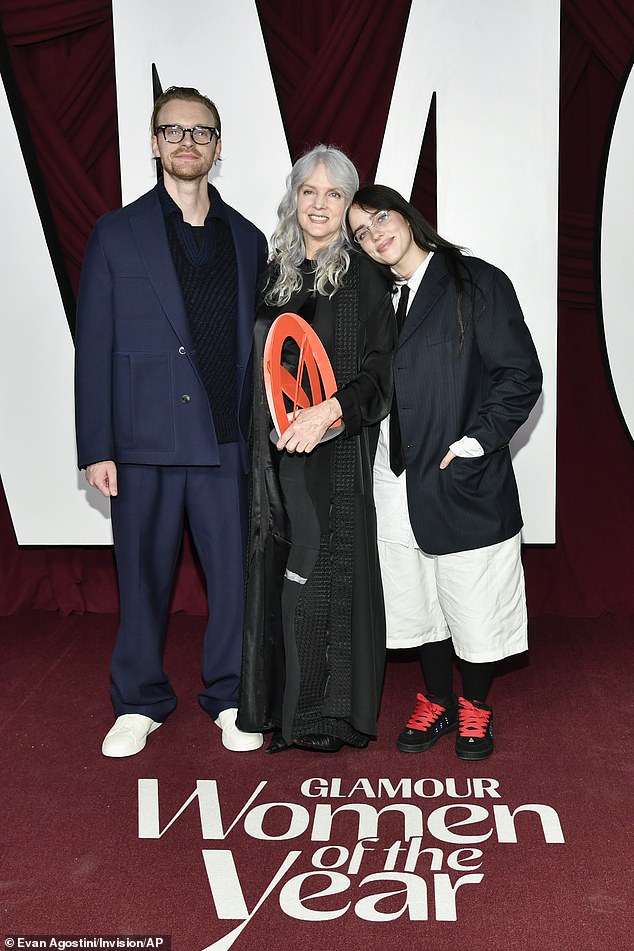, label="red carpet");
[1,613,632,950]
